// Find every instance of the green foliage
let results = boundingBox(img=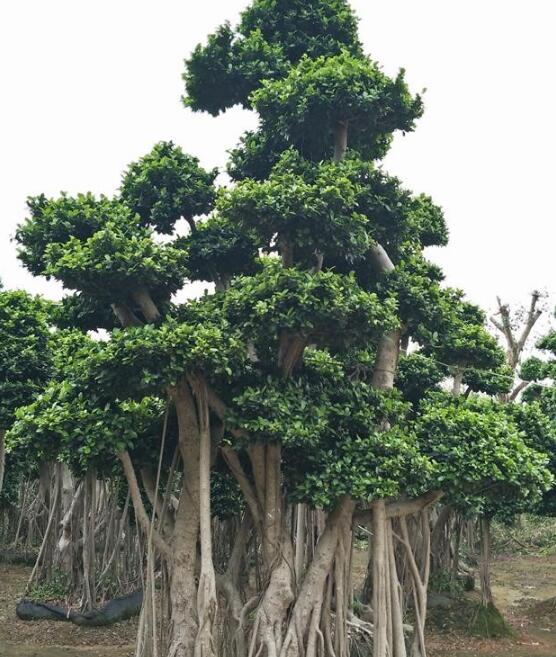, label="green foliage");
[184,0,362,115]
[252,52,423,162]
[227,368,426,507]
[463,364,513,396]
[469,603,514,639]
[87,312,246,396]
[17,193,123,277]
[416,393,553,514]
[521,320,556,515]
[223,260,397,353]
[120,141,217,234]
[177,215,261,285]
[51,293,119,331]
[418,290,504,370]
[9,383,165,476]
[28,569,70,602]
[219,152,370,261]
[429,568,464,595]
[184,24,288,116]
[395,353,447,406]
[44,211,187,302]
[14,0,552,527]
[221,152,447,264]
[238,0,362,62]
[520,356,547,382]
[295,426,430,507]
[0,290,52,430]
